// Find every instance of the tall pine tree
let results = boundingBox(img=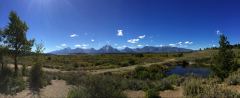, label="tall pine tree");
[3,11,34,73]
[212,34,236,80]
